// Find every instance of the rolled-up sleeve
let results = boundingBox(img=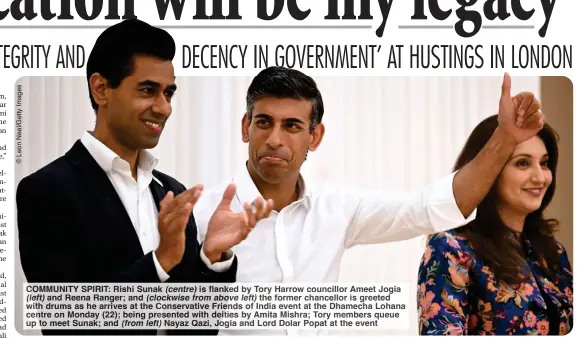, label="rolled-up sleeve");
[345,171,476,247]
[425,171,476,232]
